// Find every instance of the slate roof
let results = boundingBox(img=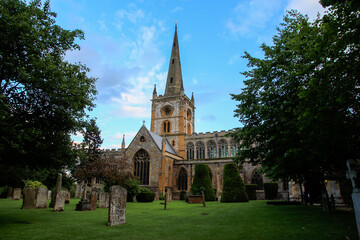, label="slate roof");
[147,129,177,155]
